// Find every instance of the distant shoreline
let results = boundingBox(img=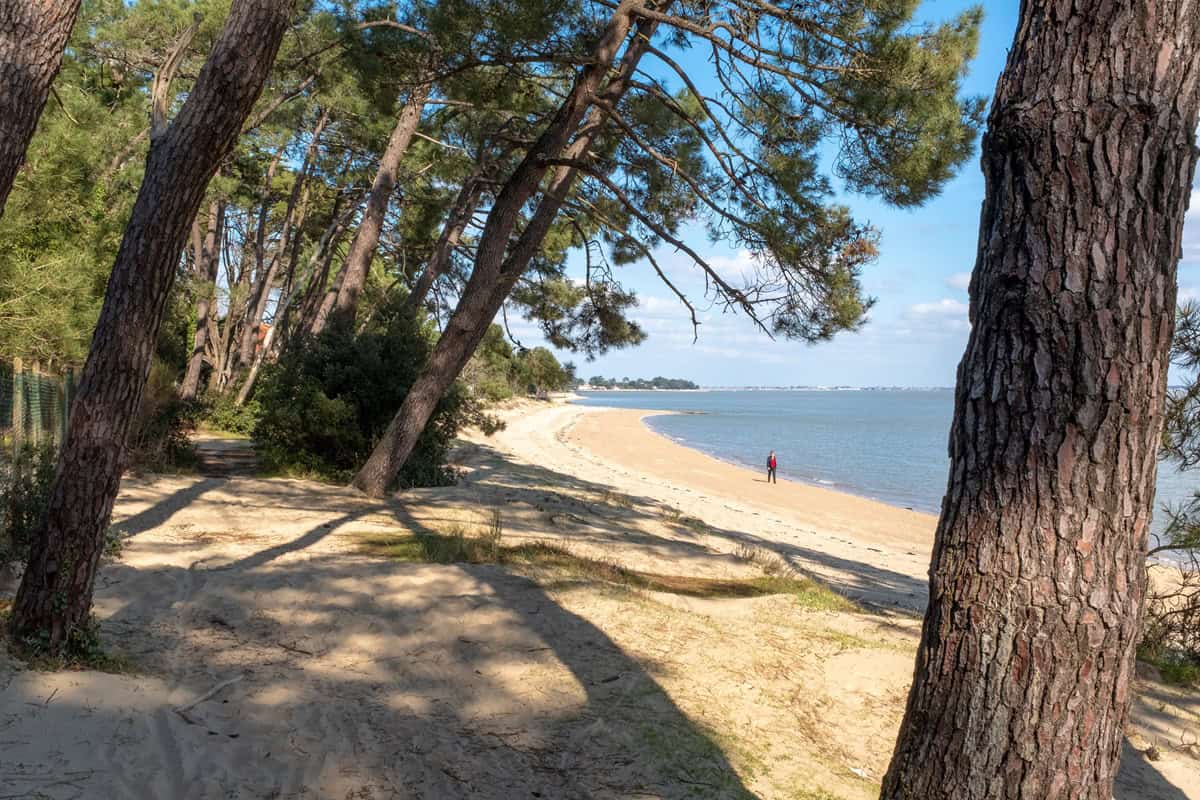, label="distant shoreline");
[577,386,956,392]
